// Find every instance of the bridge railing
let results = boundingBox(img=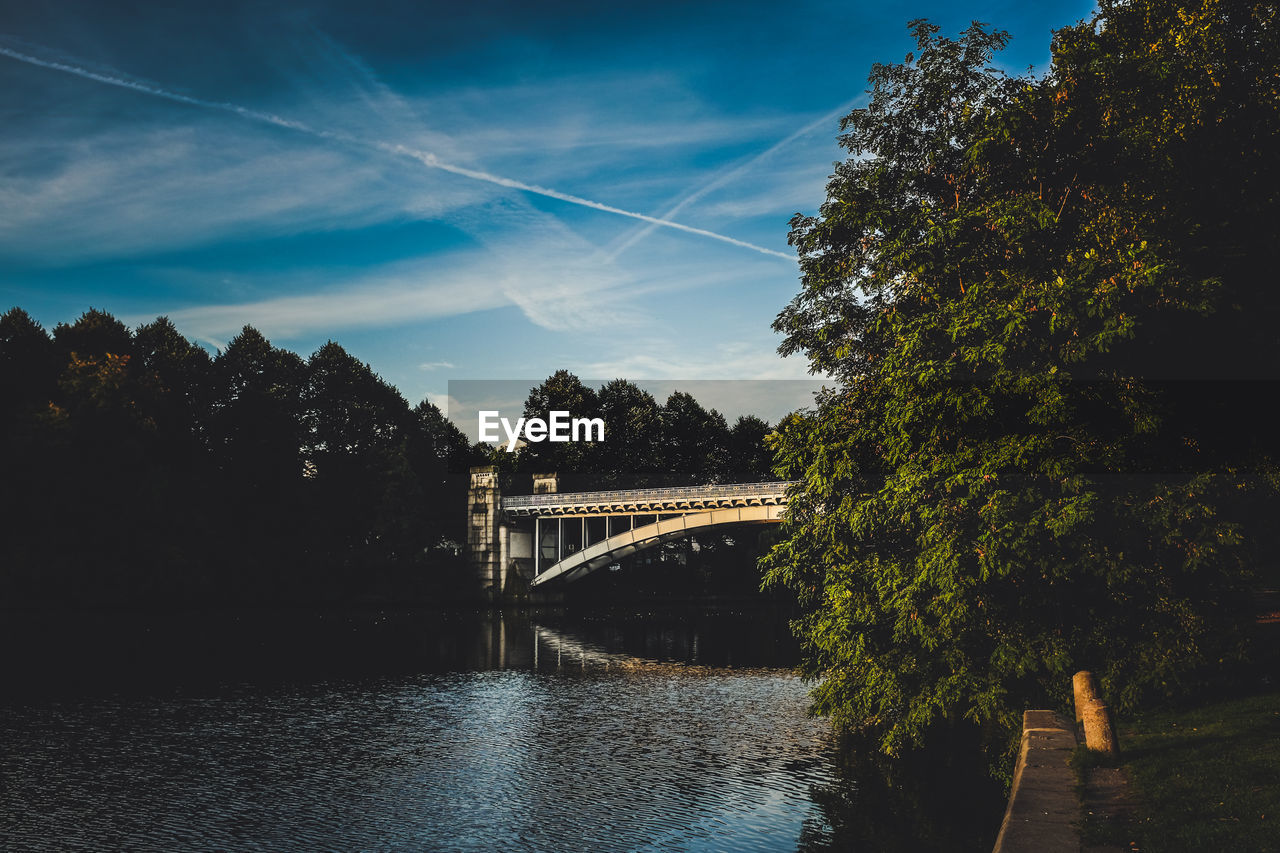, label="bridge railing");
[502,480,797,509]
